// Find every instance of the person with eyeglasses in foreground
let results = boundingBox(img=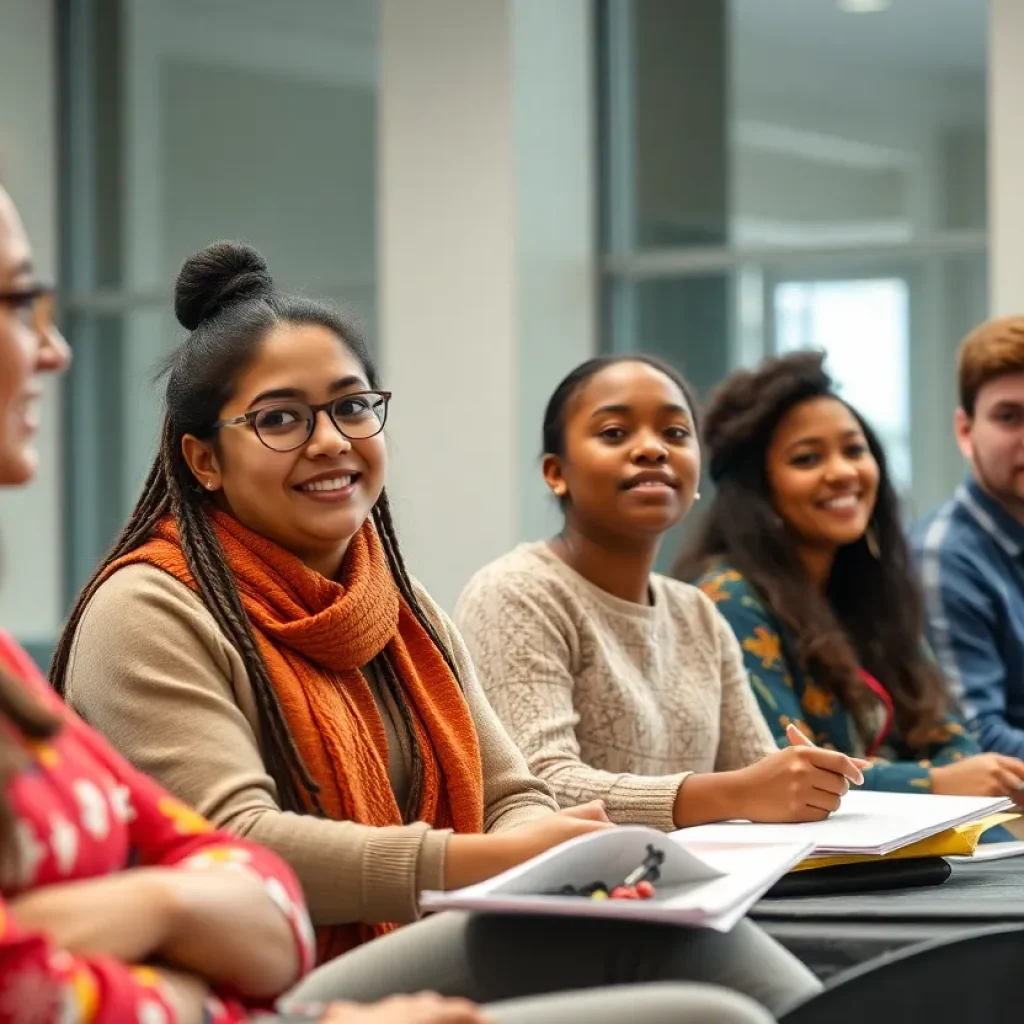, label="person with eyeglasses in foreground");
[52,237,815,1021]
